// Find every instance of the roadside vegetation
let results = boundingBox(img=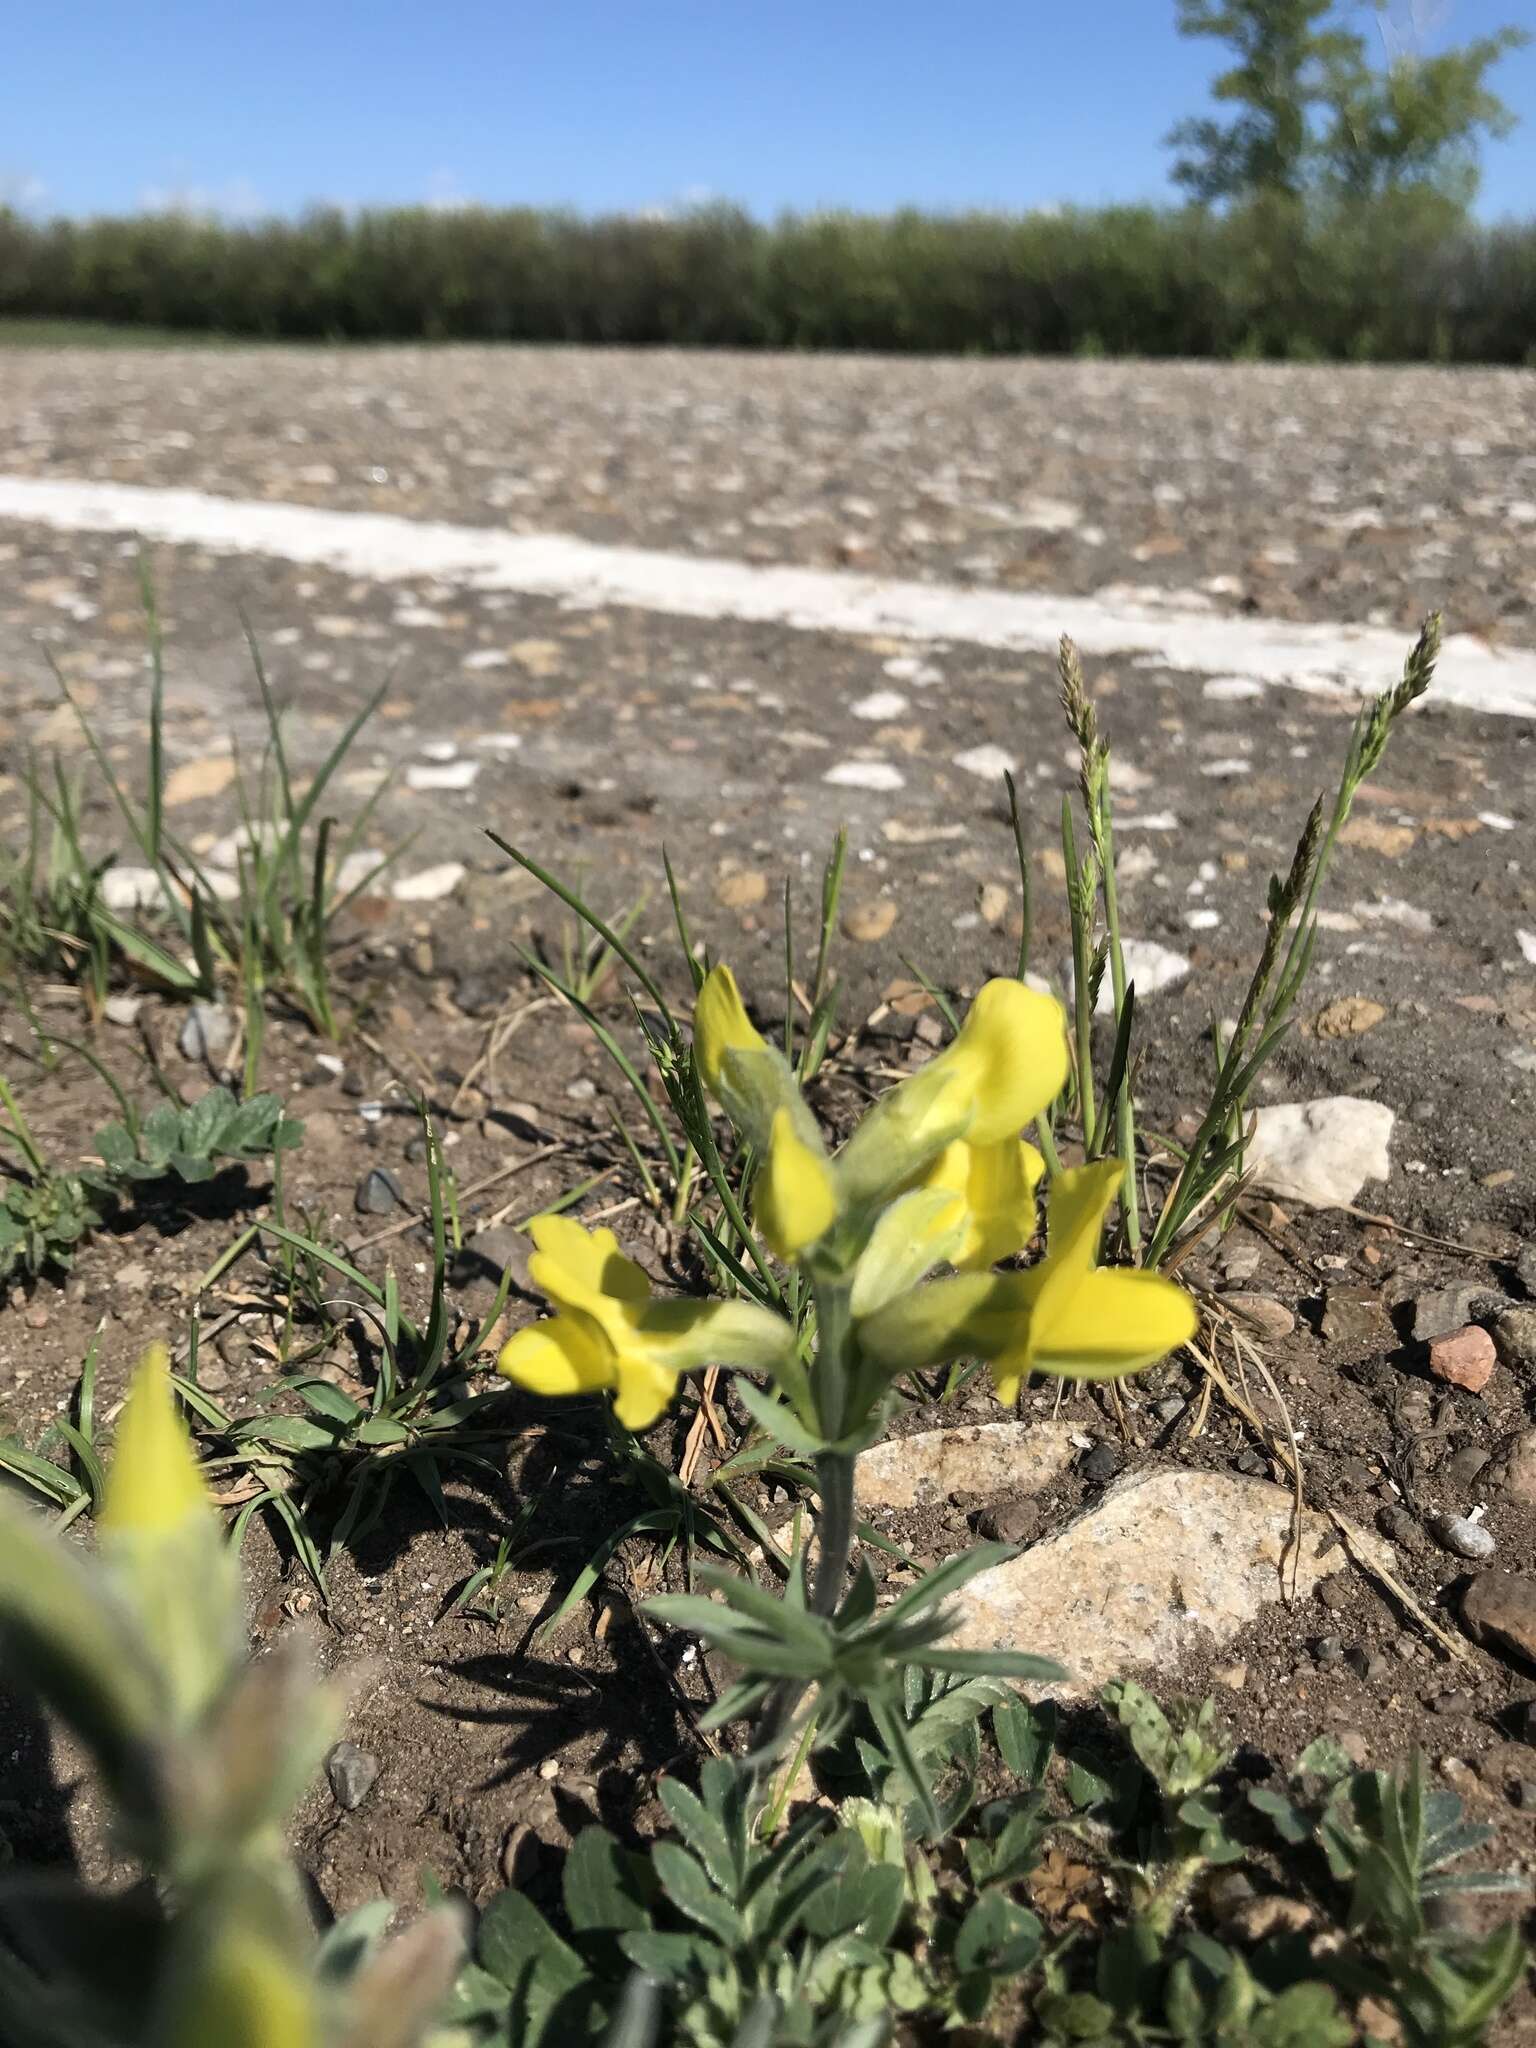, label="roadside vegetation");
[0,4,1528,363]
